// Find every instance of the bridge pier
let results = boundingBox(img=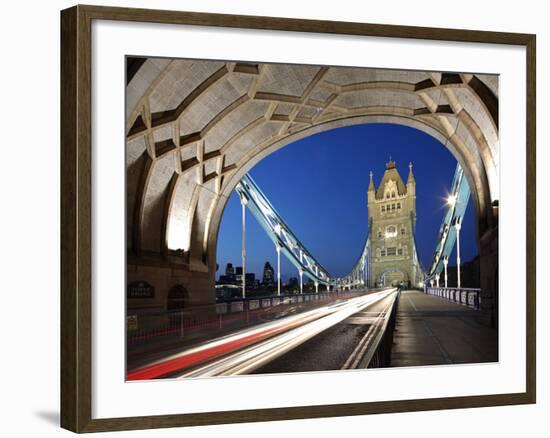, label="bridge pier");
[126,255,217,325]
